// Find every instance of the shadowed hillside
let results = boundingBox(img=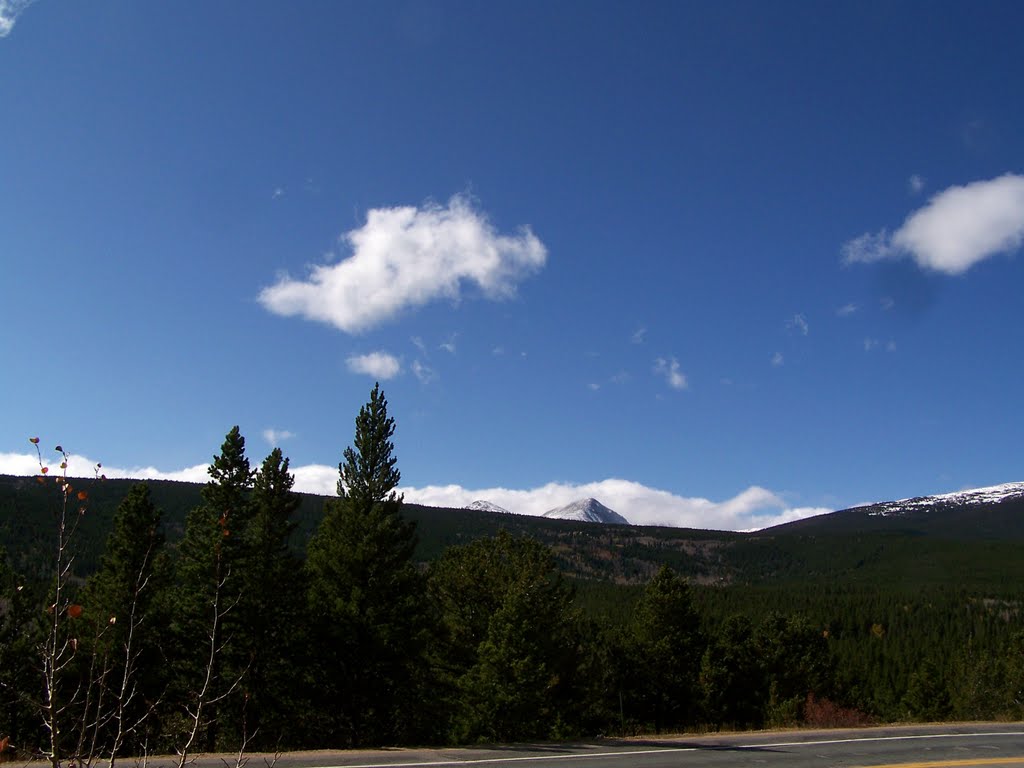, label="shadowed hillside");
[5,474,1024,591]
